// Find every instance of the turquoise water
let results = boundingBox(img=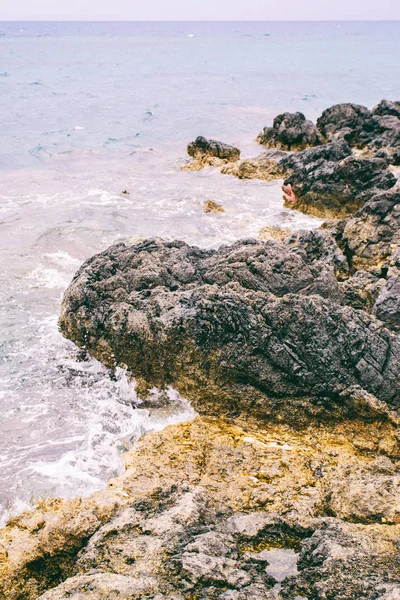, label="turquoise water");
[0,21,399,522]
